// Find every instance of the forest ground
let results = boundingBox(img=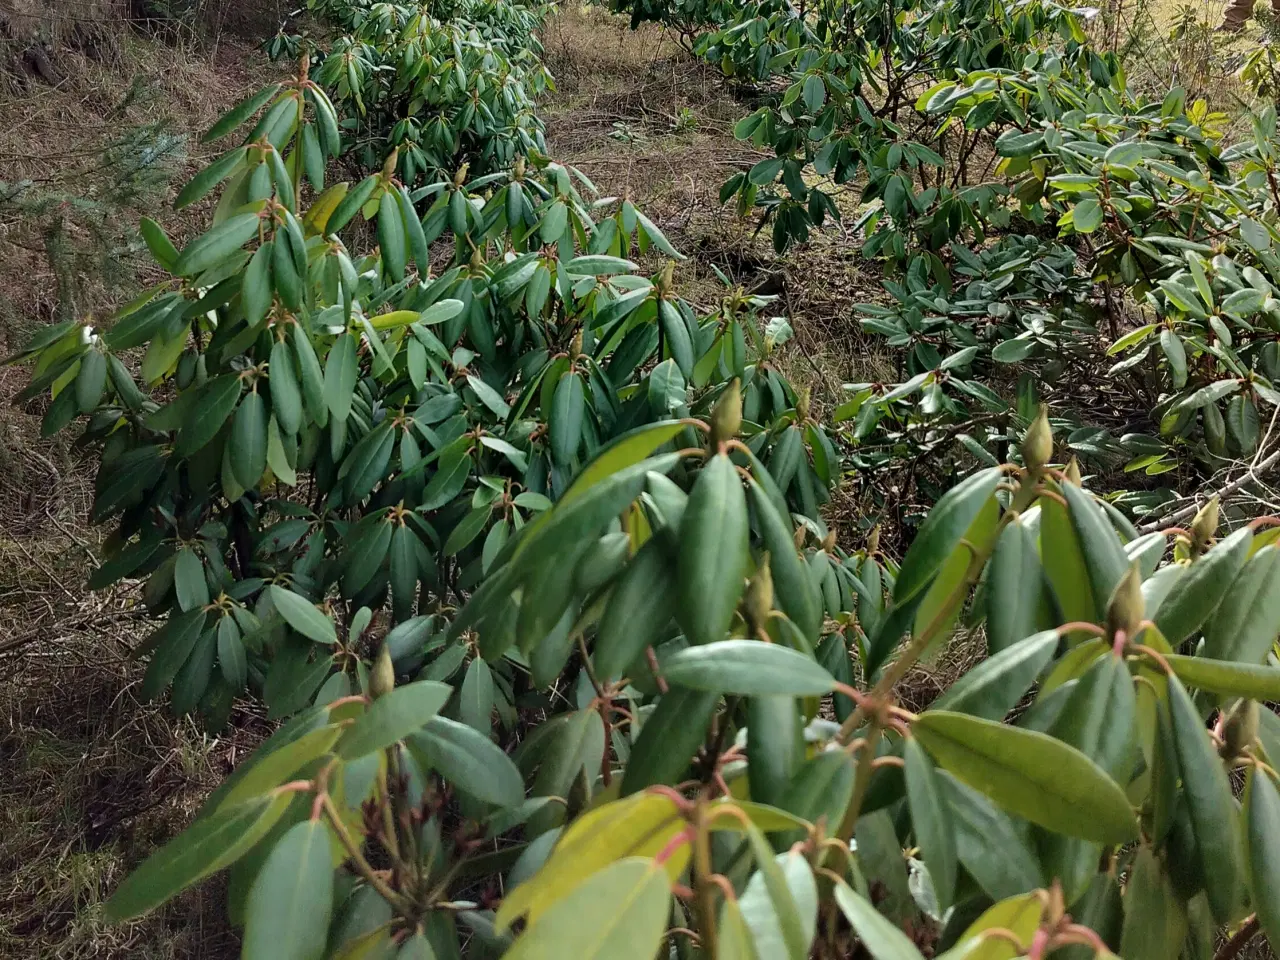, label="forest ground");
[0,1,1266,957]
